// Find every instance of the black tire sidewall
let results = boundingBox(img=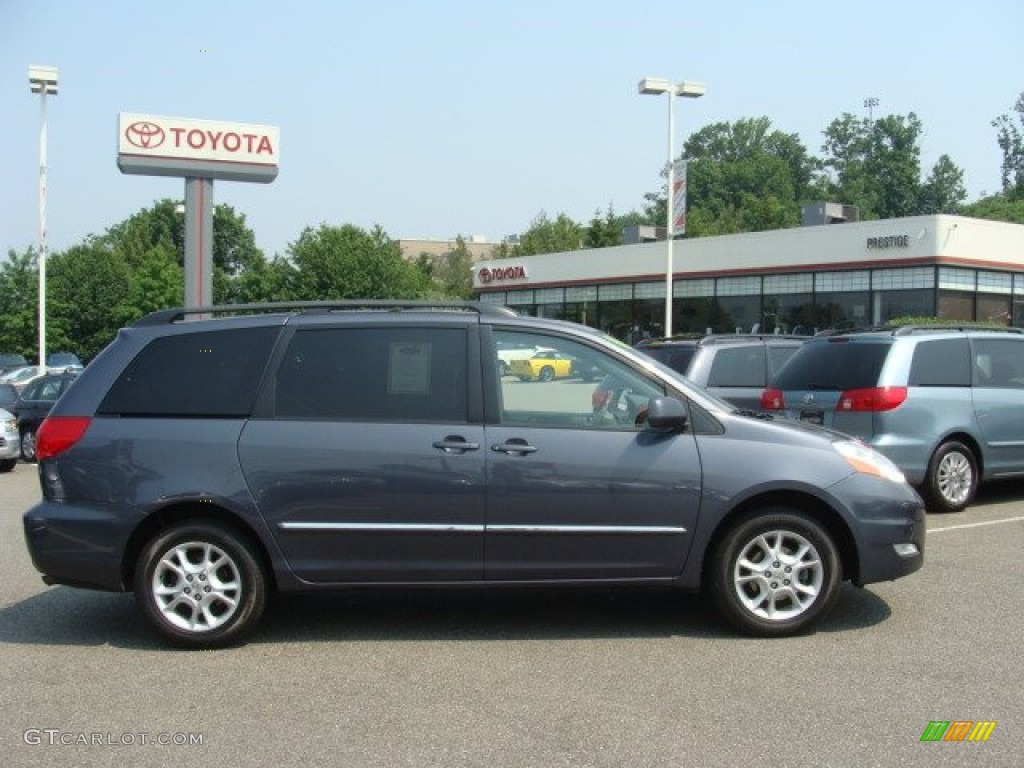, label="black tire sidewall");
[134,521,266,649]
[708,509,841,637]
